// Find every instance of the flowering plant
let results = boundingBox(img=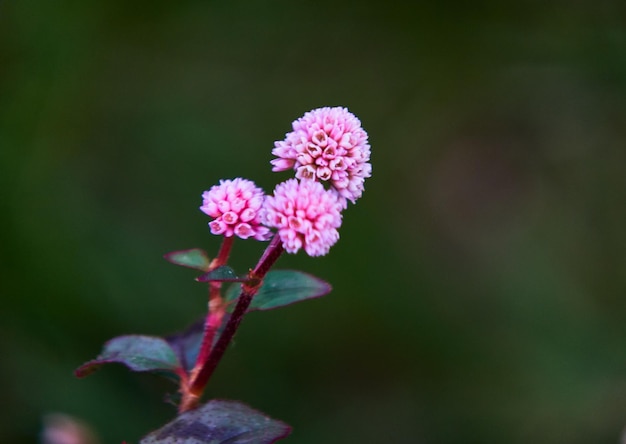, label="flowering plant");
[76,107,371,443]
